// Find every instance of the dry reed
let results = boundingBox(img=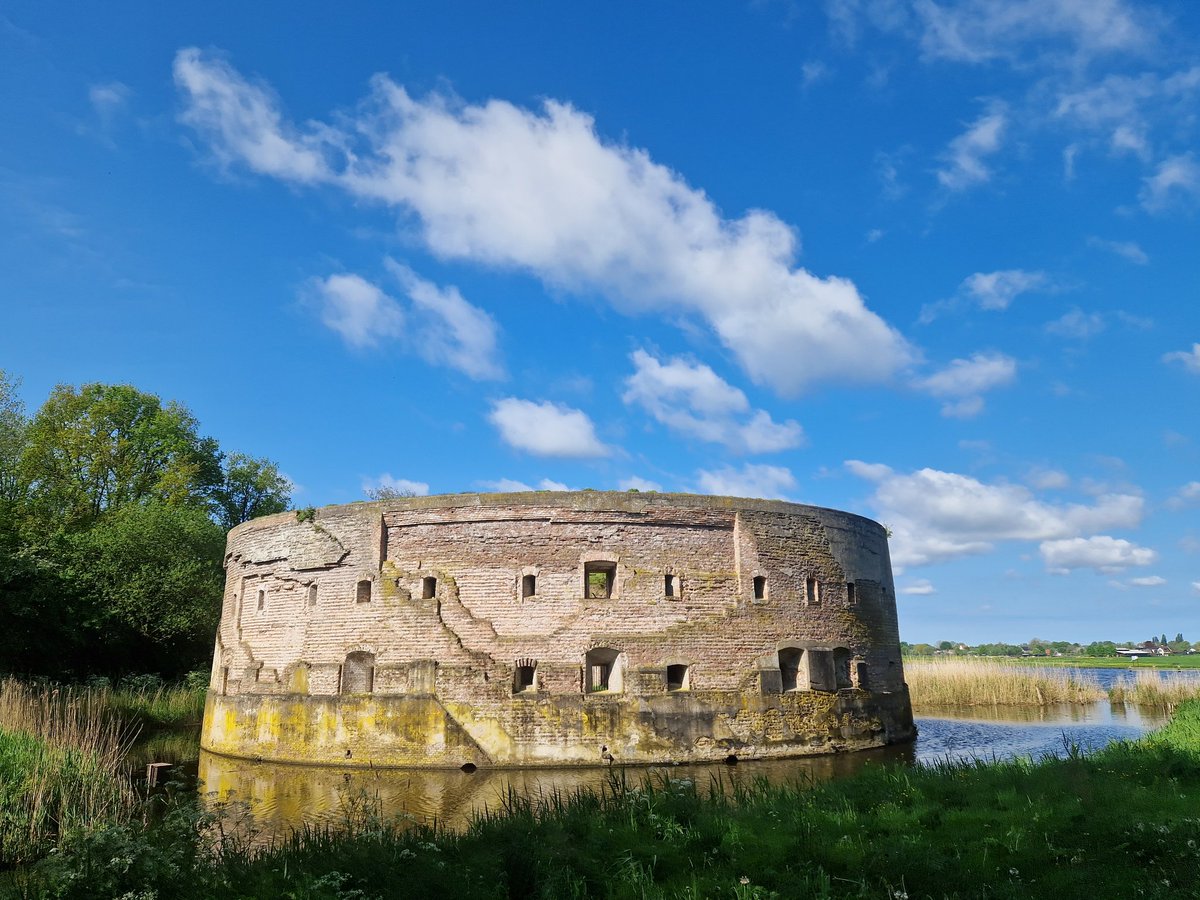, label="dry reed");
[0,678,140,864]
[905,658,1105,708]
[1108,669,1200,710]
